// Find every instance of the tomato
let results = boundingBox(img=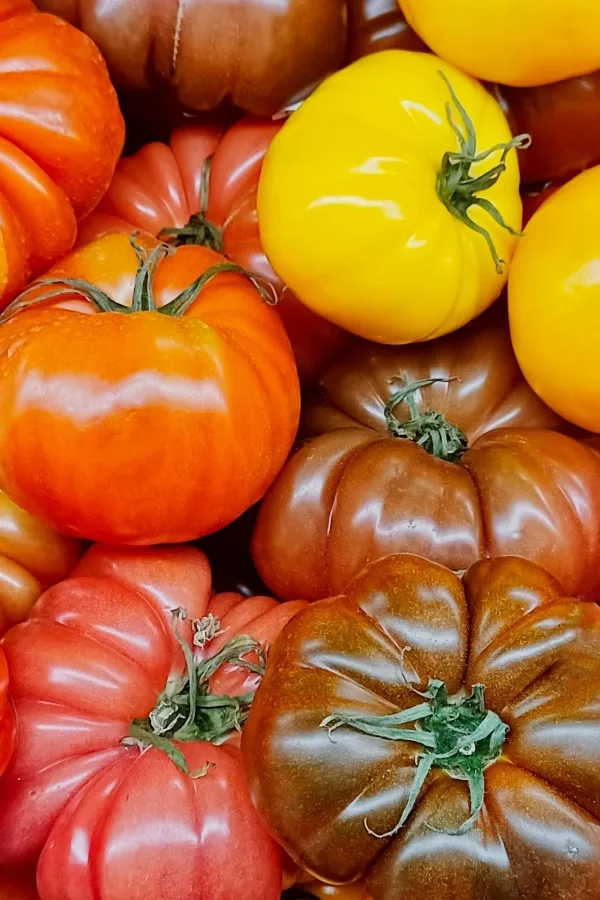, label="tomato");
[32,0,347,118]
[79,119,349,385]
[0,233,300,544]
[0,871,39,900]
[346,1,426,60]
[0,489,81,635]
[0,544,304,899]
[258,51,525,344]
[509,165,600,433]
[495,74,600,185]
[251,307,600,602]
[0,644,15,778]
[244,553,600,900]
[400,0,600,87]
[520,183,561,226]
[0,0,124,308]
[284,883,370,899]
